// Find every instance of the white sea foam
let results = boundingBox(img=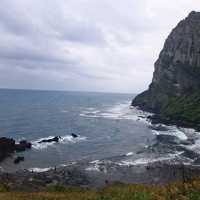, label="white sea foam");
[85,160,101,172]
[32,136,57,150]
[32,135,87,150]
[118,152,184,166]
[28,167,51,172]
[80,101,194,145]
[59,162,77,167]
[180,128,197,135]
[126,152,134,156]
[184,139,200,153]
[86,160,108,173]
[90,160,100,164]
[152,126,188,141]
[85,166,100,172]
[60,135,87,144]
[80,102,190,142]
[86,152,185,172]
[80,101,151,124]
